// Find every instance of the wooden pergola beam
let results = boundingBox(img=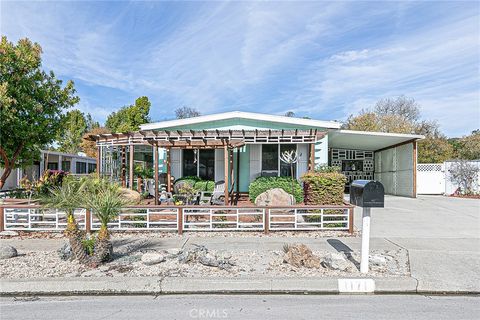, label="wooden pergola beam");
[224,145,229,205]
[154,143,159,205]
[129,145,134,190]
